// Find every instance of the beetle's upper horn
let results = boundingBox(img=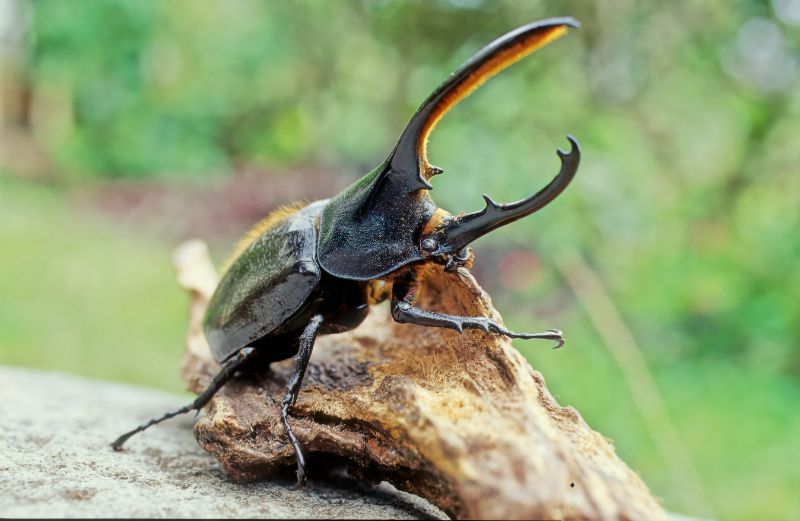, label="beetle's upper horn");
[316,18,580,281]
[429,135,580,254]
[390,17,579,180]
